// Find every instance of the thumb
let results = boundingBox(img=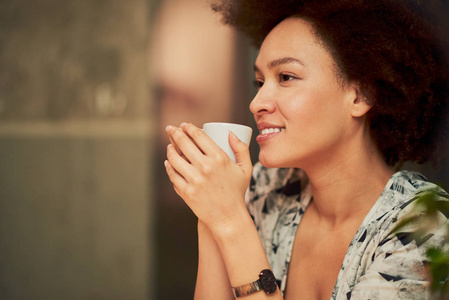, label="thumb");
[228,130,252,171]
